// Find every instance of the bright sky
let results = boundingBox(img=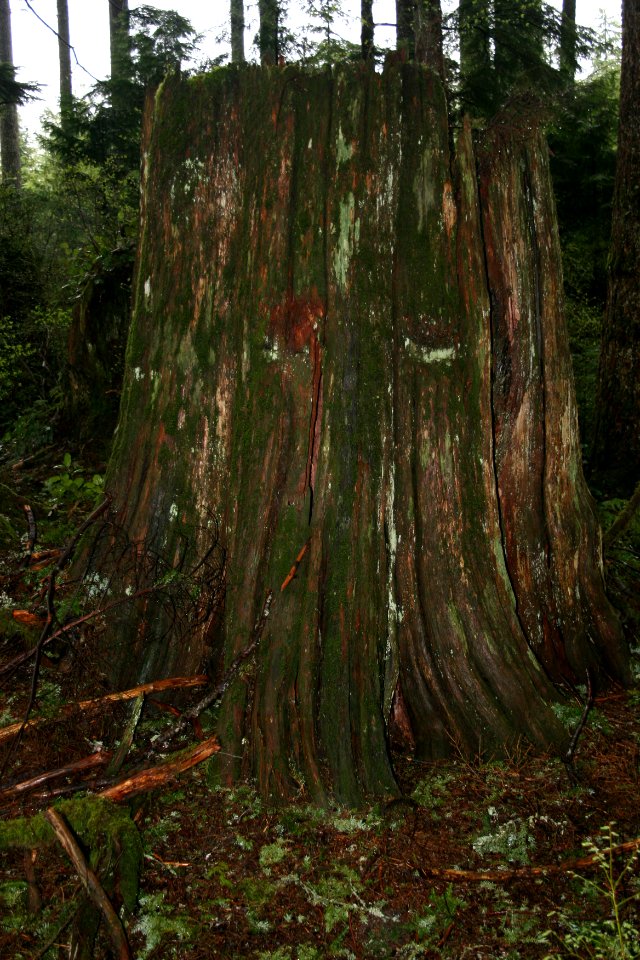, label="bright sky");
[10,0,623,138]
